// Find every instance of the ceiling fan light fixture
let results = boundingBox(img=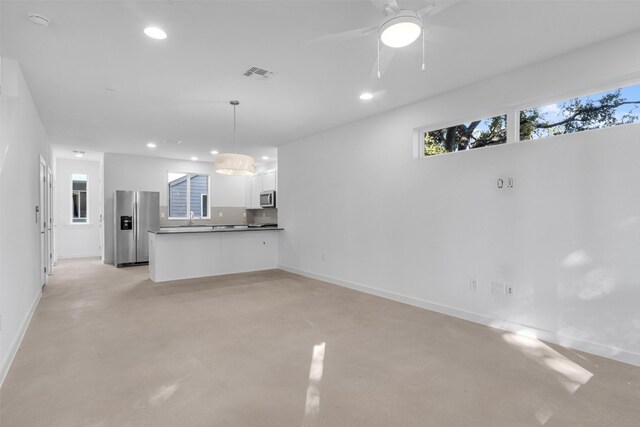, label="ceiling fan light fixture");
[379,11,422,48]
